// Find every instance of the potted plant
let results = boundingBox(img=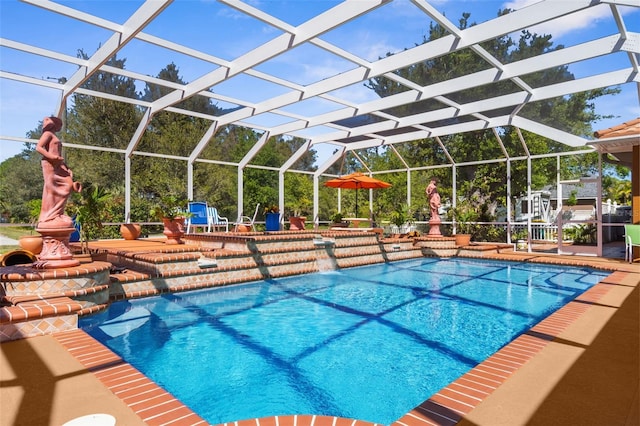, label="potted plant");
[390,204,413,235]
[73,184,111,257]
[288,197,310,231]
[448,202,478,246]
[150,195,189,244]
[264,205,280,232]
[512,228,528,251]
[330,212,349,228]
